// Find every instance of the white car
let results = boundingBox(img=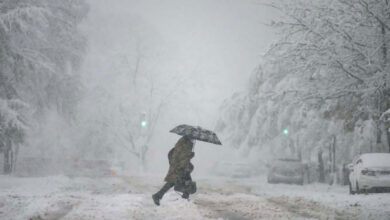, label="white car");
[349,153,390,194]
